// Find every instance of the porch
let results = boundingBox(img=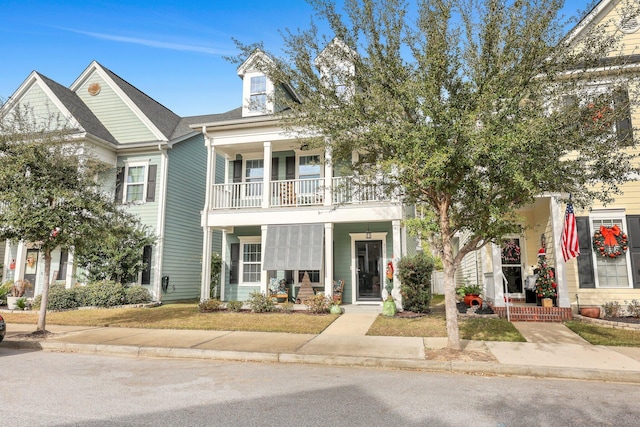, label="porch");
[490,299,573,322]
[209,176,389,210]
